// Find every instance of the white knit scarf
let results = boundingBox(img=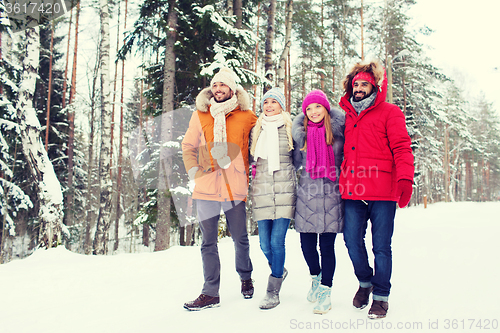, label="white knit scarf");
[209,94,238,168]
[254,113,284,175]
